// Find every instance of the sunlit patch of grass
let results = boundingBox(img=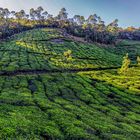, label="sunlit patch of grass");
[79,67,140,94]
